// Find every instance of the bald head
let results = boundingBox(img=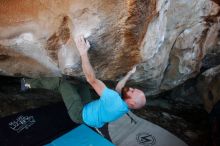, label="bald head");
[133,90,146,109]
[122,87,146,109]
